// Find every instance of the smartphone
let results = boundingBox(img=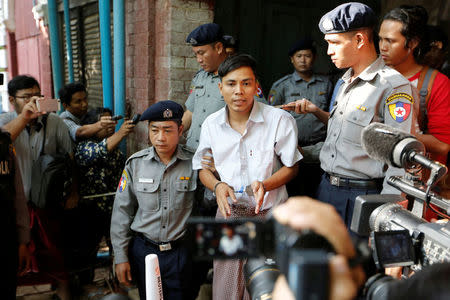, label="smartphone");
[111,115,123,121]
[131,113,141,124]
[36,98,60,112]
[186,217,274,260]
